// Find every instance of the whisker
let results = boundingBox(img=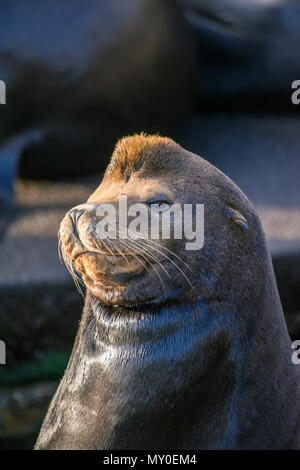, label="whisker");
[117,239,150,273]
[94,236,118,262]
[126,239,170,278]
[114,228,169,277]
[115,225,193,289]
[108,239,131,265]
[142,238,193,273]
[58,237,84,296]
[112,228,167,298]
[137,239,194,290]
[125,241,167,298]
[116,224,193,273]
